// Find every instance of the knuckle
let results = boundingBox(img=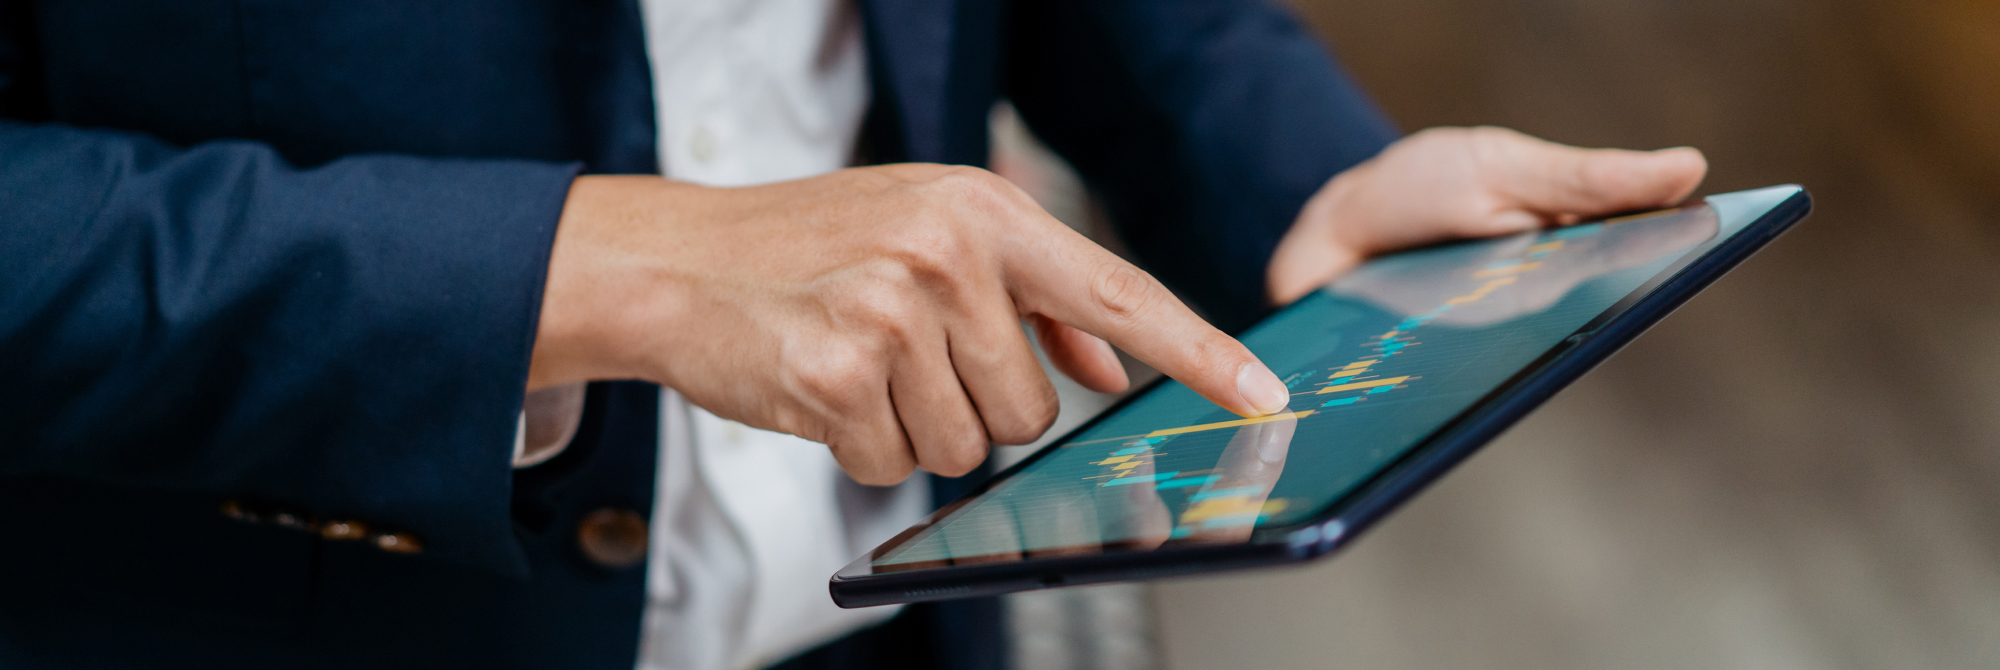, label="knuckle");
[1088,262,1162,322]
[834,443,915,486]
[889,227,976,282]
[863,255,921,284]
[791,341,880,406]
[1026,389,1059,435]
[931,165,1001,193]
[842,267,925,335]
[987,389,1058,446]
[926,166,1024,222]
[853,241,981,323]
[1464,127,1513,166]
[921,432,988,478]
